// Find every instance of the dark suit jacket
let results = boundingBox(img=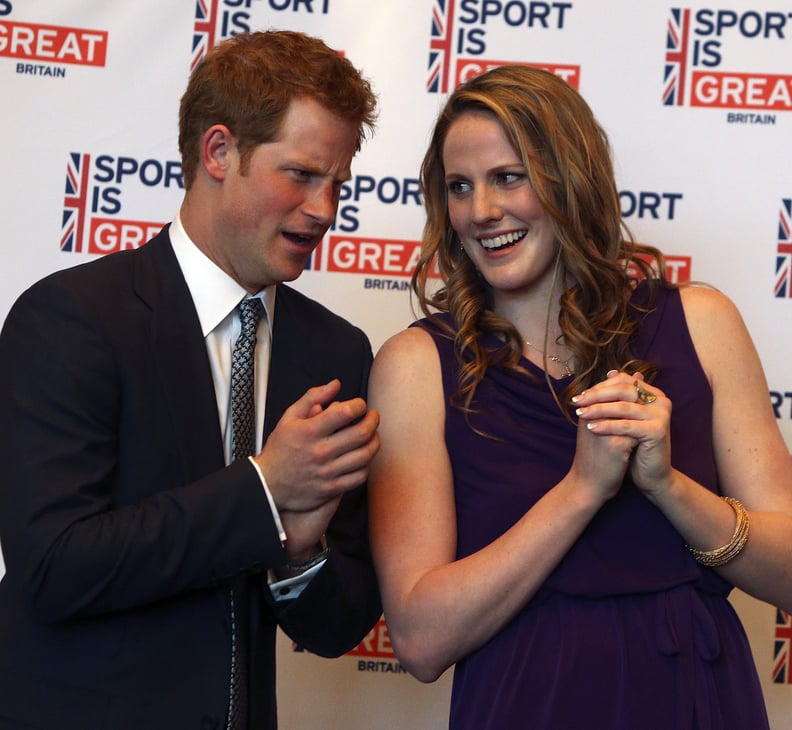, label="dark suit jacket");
[0,227,381,729]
